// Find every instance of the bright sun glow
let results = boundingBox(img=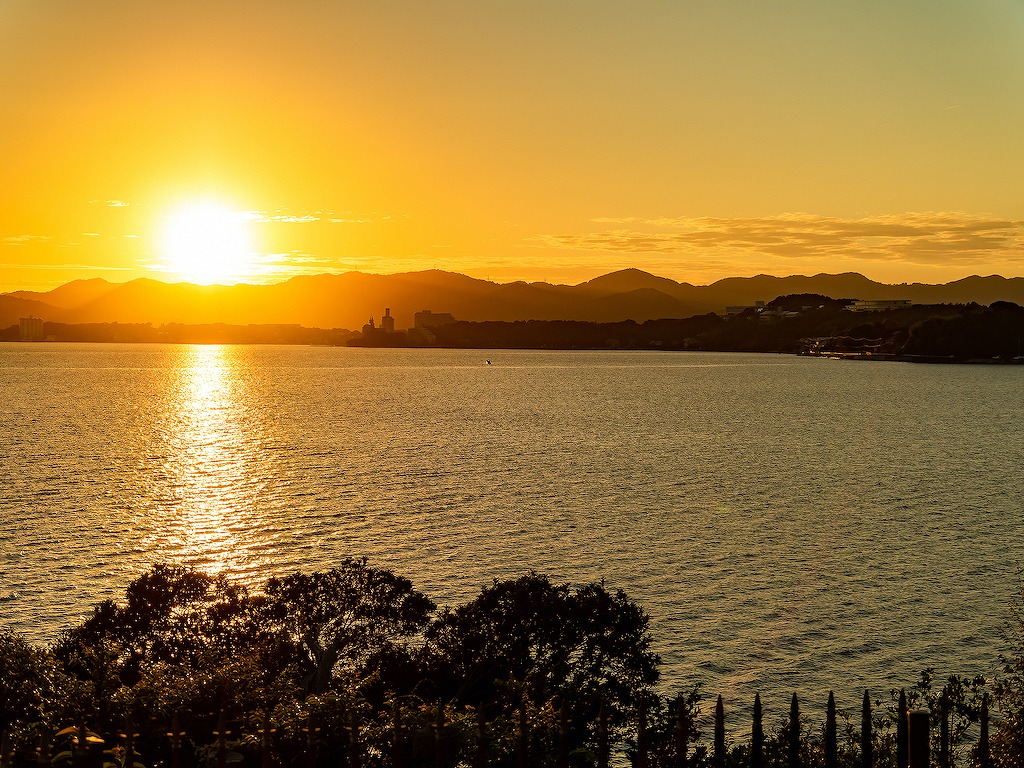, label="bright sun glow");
[159,200,256,284]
